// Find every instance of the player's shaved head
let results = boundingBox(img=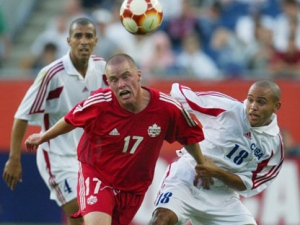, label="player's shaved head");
[251,80,281,102]
[69,17,96,36]
[105,53,138,71]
